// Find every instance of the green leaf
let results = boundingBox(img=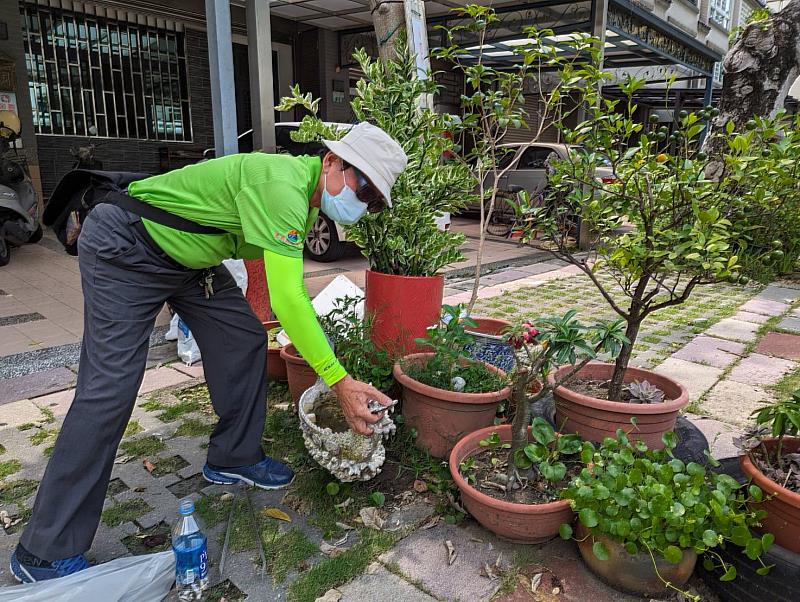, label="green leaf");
[326,482,340,496]
[719,565,737,581]
[745,538,762,560]
[624,541,638,555]
[703,557,715,571]
[592,541,610,561]
[559,523,573,540]
[541,461,567,482]
[748,484,763,502]
[514,448,533,470]
[663,545,683,564]
[531,417,556,445]
[702,529,718,547]
[761,533,775,553]
[579,508,599,528]
[756,565,772,576]
[371,491,386,507]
